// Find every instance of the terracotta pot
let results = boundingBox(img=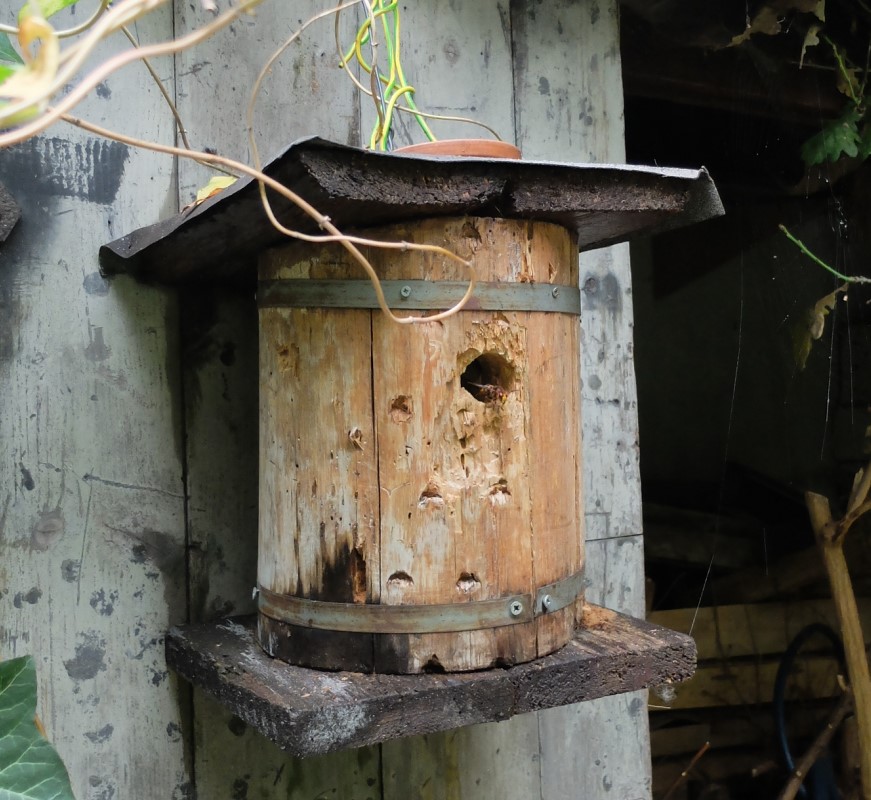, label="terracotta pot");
[394,138,521,159]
